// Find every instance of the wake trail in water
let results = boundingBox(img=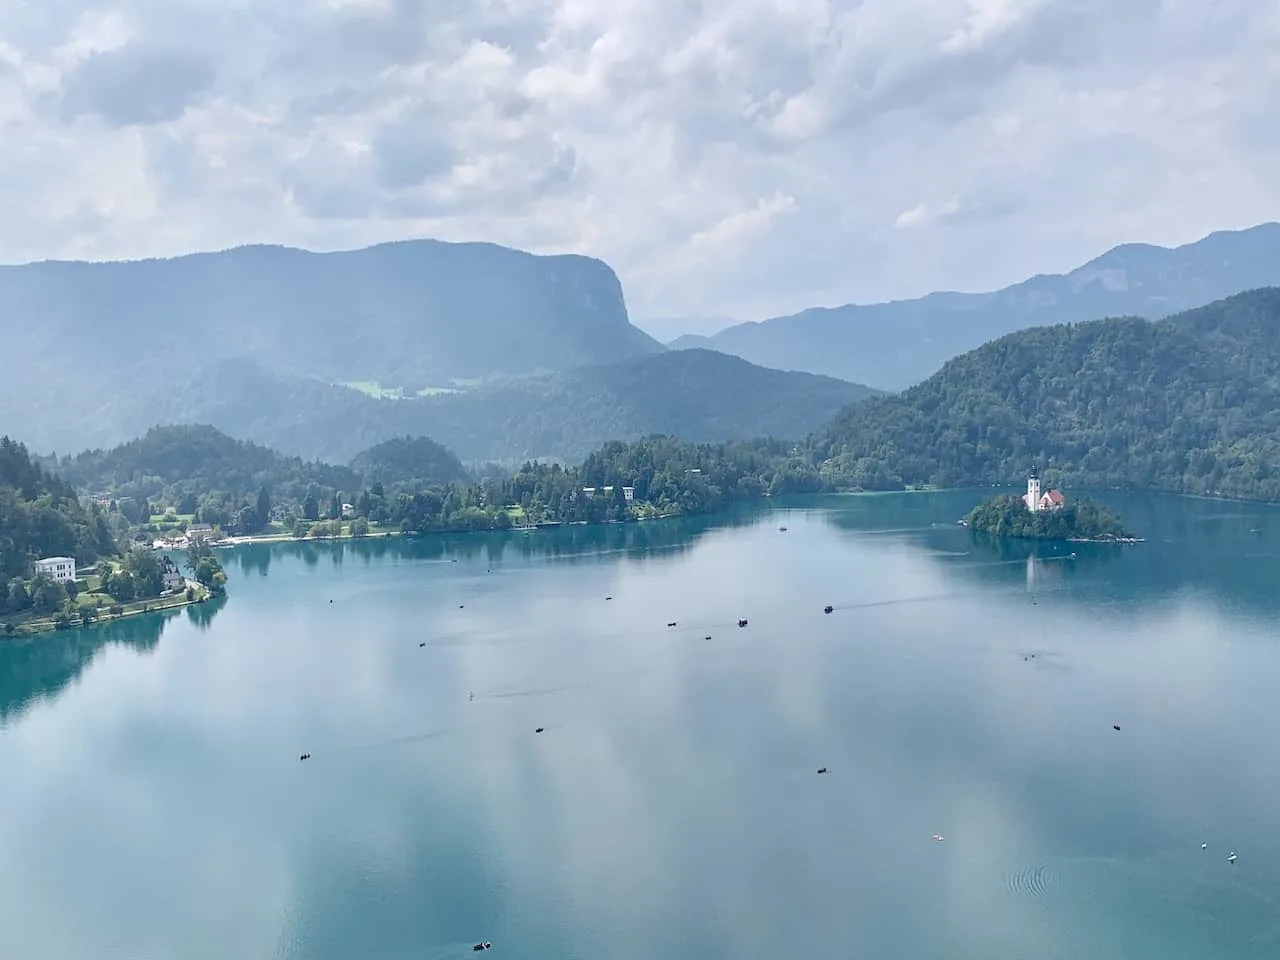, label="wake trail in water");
[473,685,572,701]
[316,726,466,755]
